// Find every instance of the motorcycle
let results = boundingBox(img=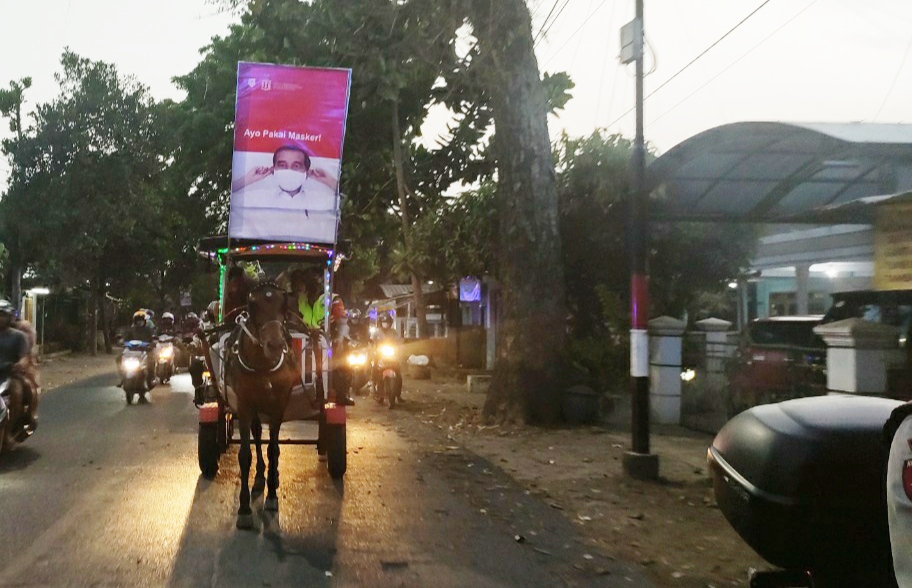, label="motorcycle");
[0,375,38,452]
[121,340,154,404]
[345,338,370,397]
[709,395,901,587]
[156,334,175,384]
[370,339,402,408]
